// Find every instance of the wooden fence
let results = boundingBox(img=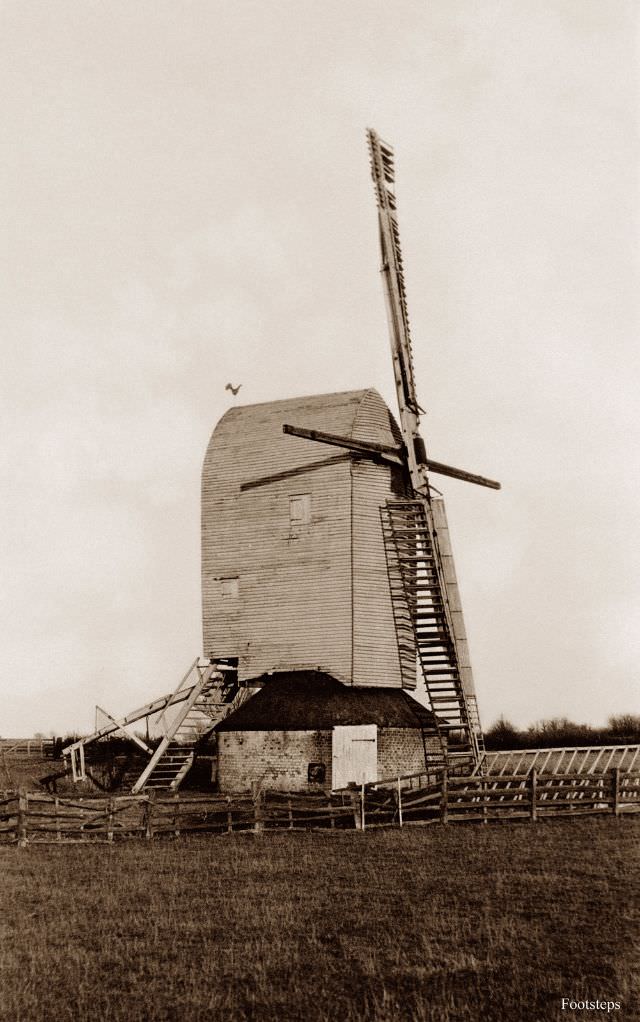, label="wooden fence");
[363,768,640,827]
[0,738,57,759]
[1,769,638,845]
[0,790,356,845]
[477,744,640,777]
